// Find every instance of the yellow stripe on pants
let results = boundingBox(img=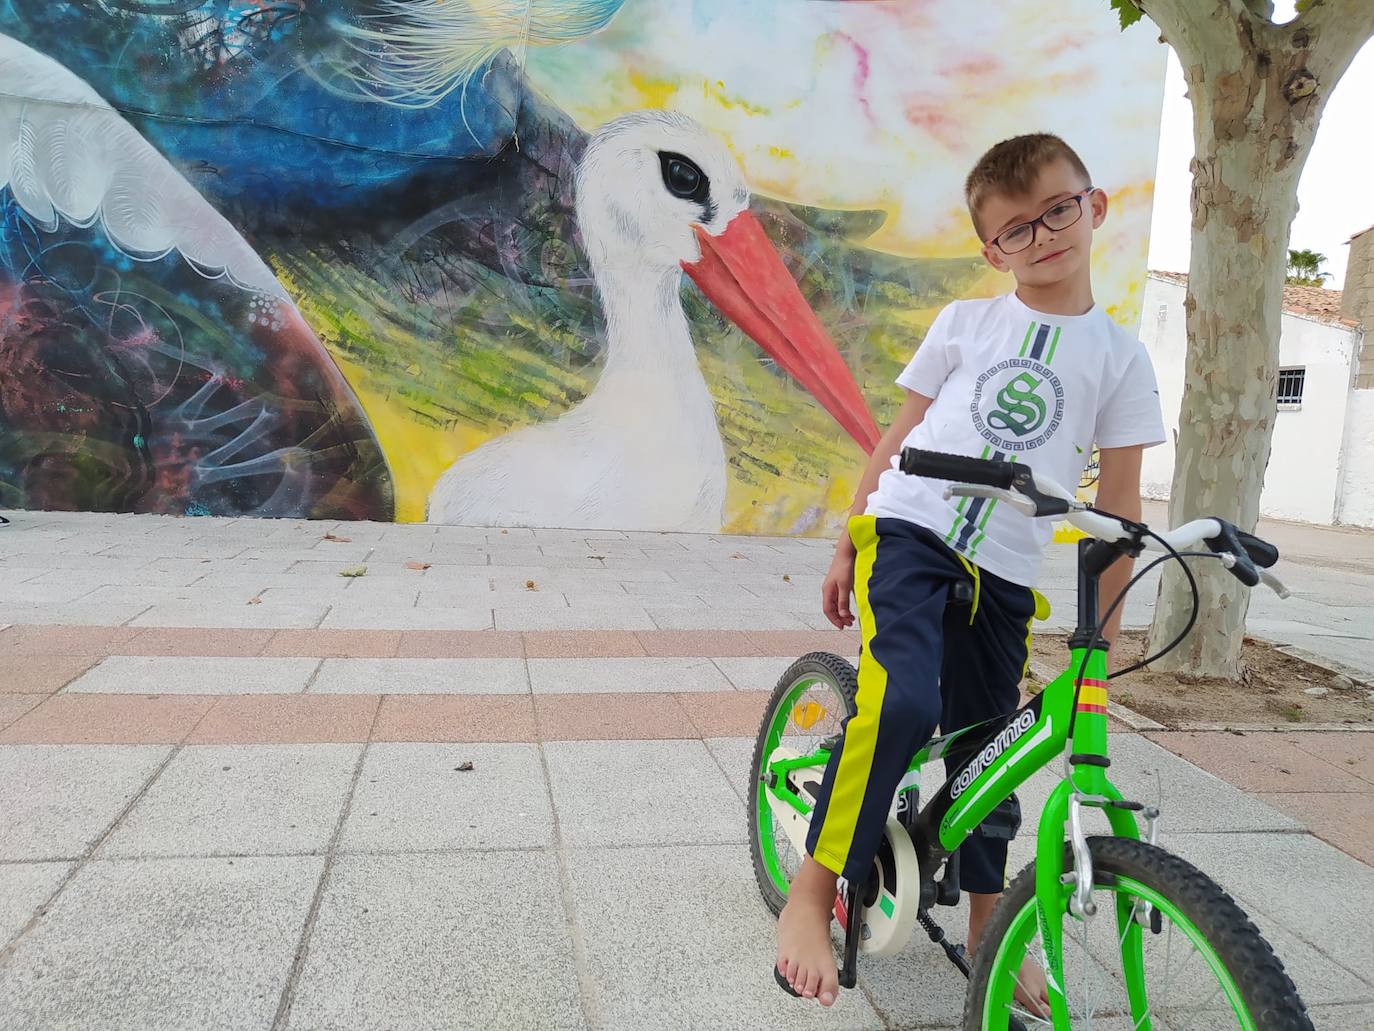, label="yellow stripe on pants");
[812,515,888,875]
